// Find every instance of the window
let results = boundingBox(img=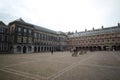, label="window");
[18,27,21,32]
[98,40,100,42]
[0,35,2,41]
[23,37,27,43]
[17,46,21,52]
[0,28,3,33]
[34,39,37,43]
[5,36,8,41]
[39,34,41,38]
[34,33,36,38]
[28,46,32,51]
[17,37,22,43]
[5,29,7,33]
[102,40,104,42]
[12,27,14,31]
[28,37,32,43]
[28,30,32,34]
[37,33,39,38]
[24,29,27,33]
